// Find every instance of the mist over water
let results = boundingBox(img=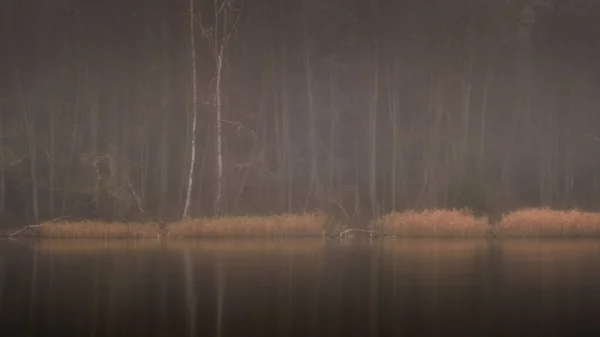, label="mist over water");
[1,239,600,337]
